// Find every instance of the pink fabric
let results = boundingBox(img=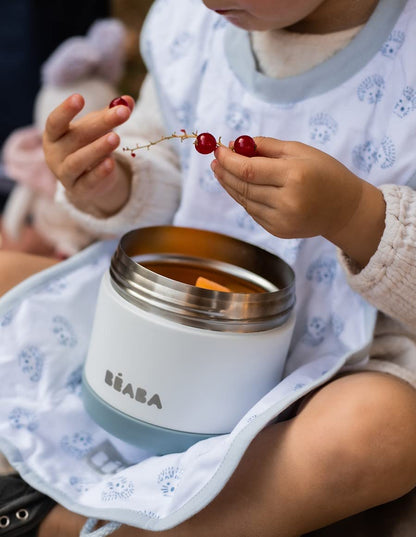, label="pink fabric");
[2,126,57,198]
